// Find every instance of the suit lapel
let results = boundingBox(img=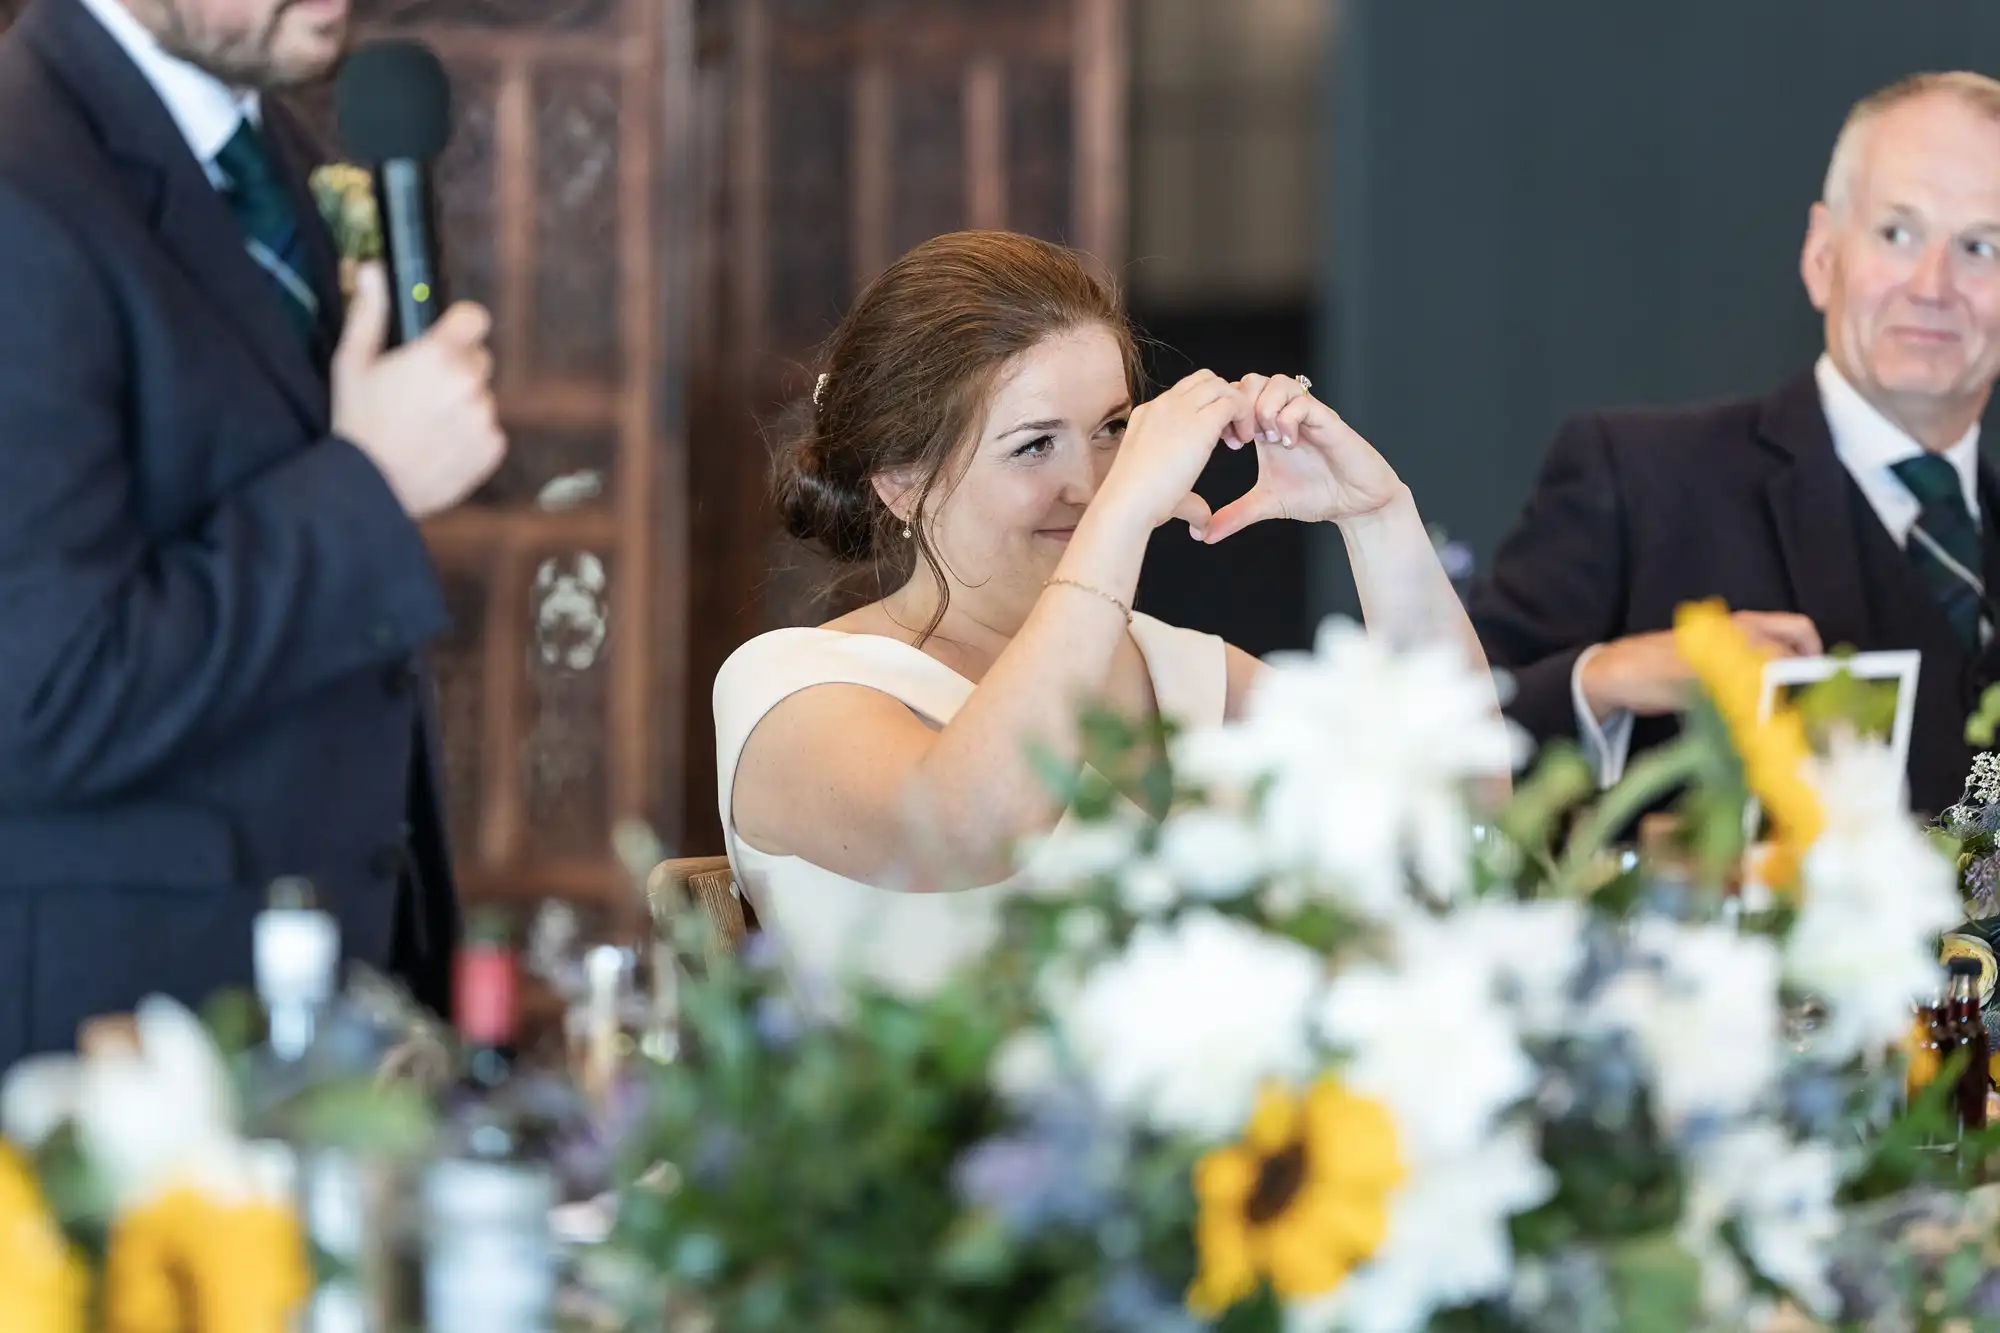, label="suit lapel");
[1757,371,1872,653]
[19,0,329,431]
[1976,458,2000,680]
